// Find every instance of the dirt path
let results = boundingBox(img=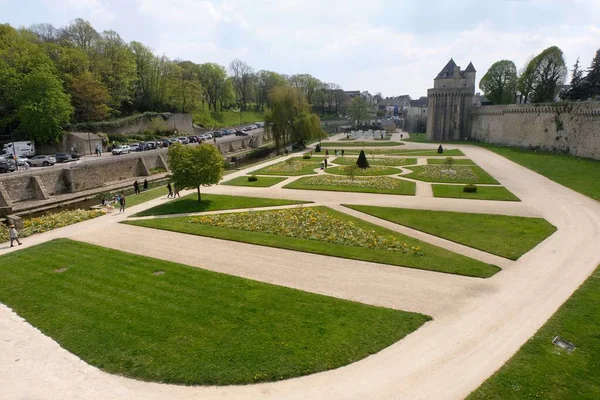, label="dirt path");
[1,143,600,400]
